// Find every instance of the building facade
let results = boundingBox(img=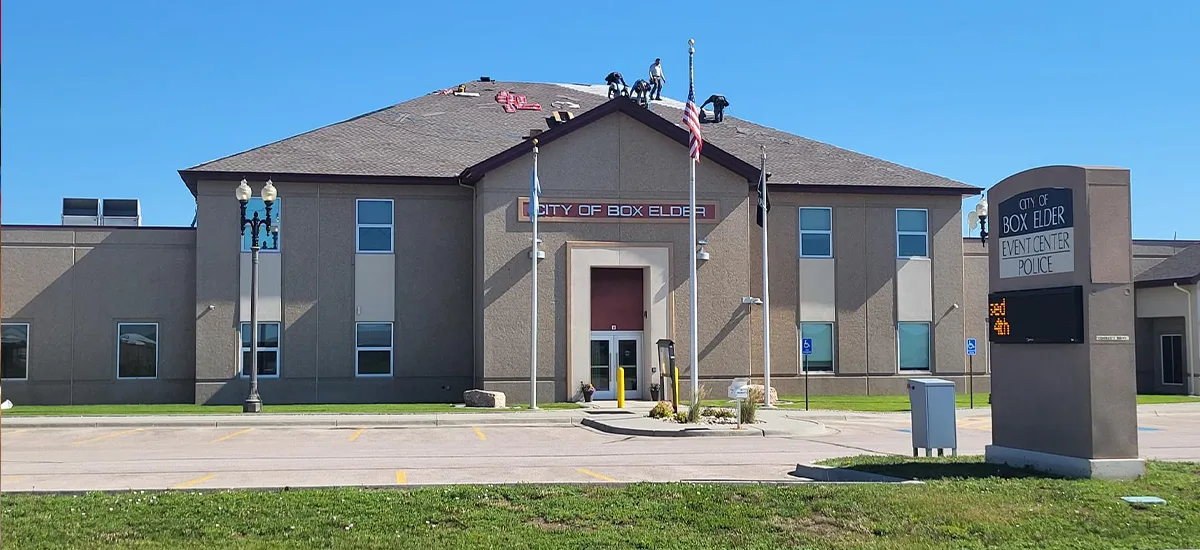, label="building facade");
[2,80,1196,404]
